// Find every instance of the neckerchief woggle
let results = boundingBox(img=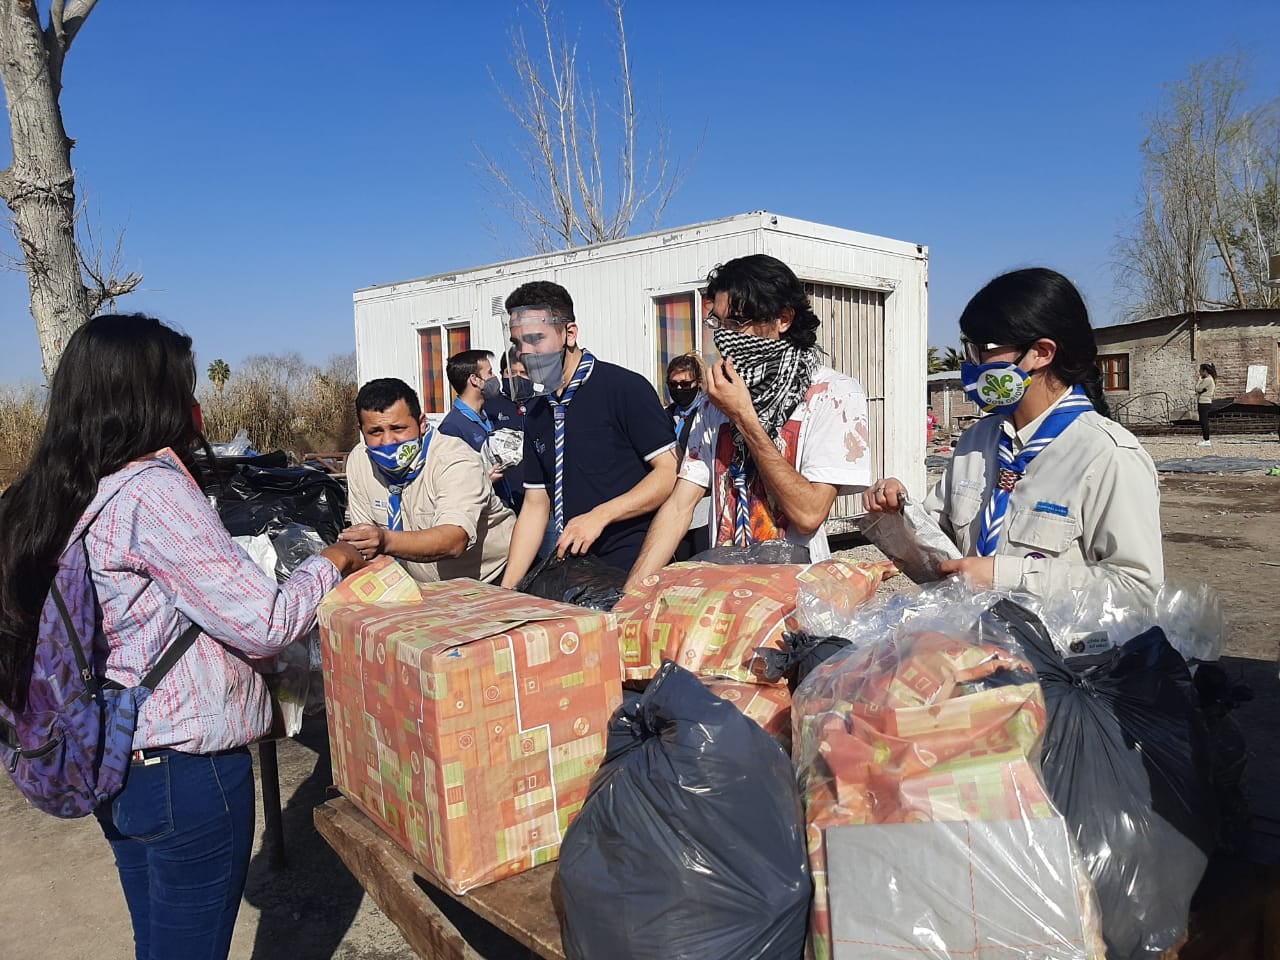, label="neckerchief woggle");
[366,430,431,531]
[546,350,596,534]
[976,386,1093,555]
